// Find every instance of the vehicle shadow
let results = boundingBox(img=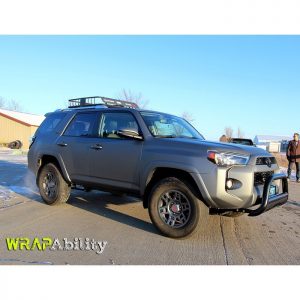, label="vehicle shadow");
[67,190,159,236]
[0,158,159,236]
